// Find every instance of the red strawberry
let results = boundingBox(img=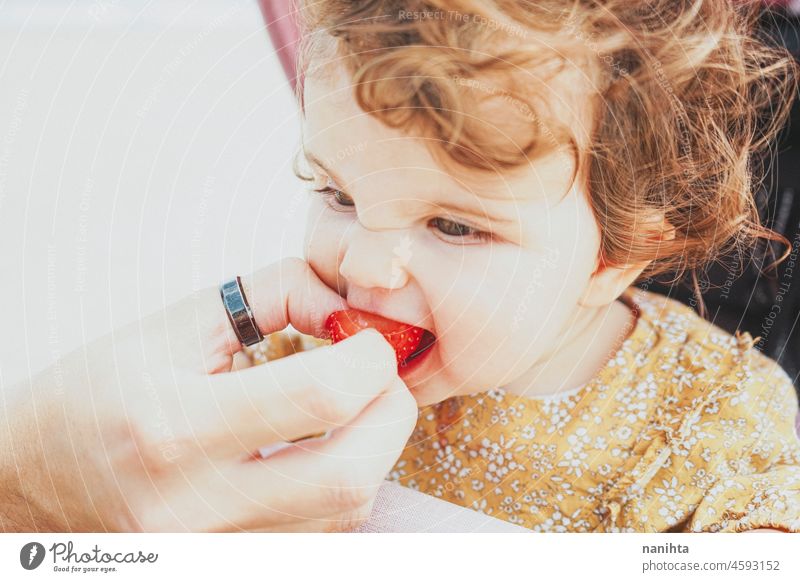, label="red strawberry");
[324,309,425,366]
